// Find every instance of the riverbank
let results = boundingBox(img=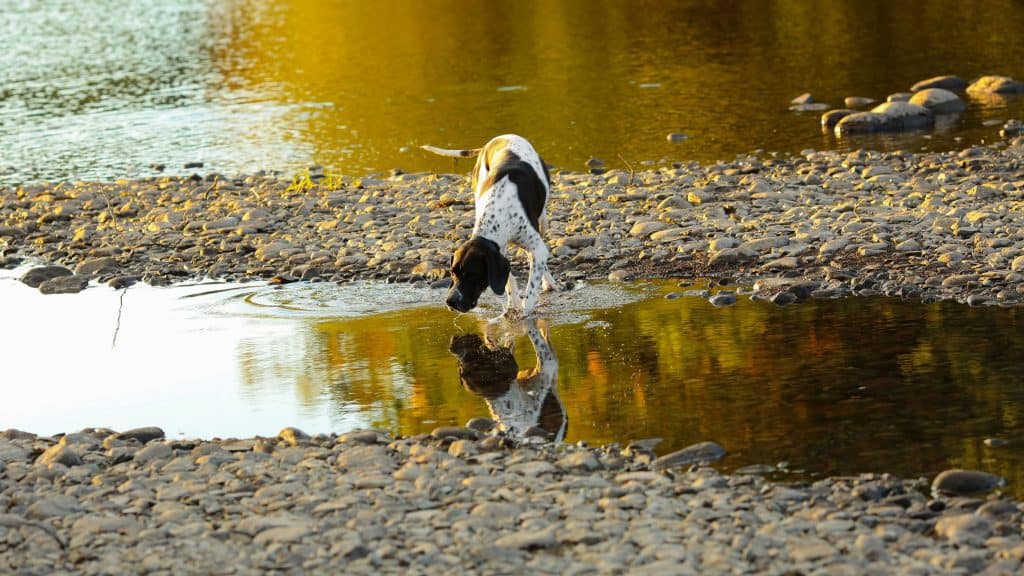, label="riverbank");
[2,140,1024,305]
[1,426,1021,574]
